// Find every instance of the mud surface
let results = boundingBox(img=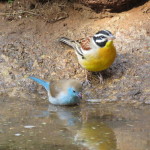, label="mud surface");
[0,0,150,103]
